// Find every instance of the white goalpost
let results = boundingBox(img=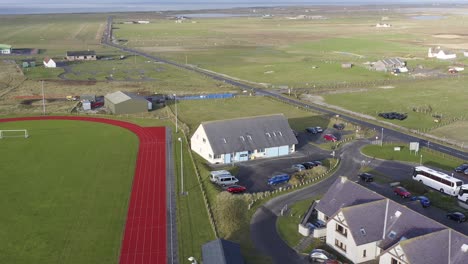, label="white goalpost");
[0,129,29,139]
